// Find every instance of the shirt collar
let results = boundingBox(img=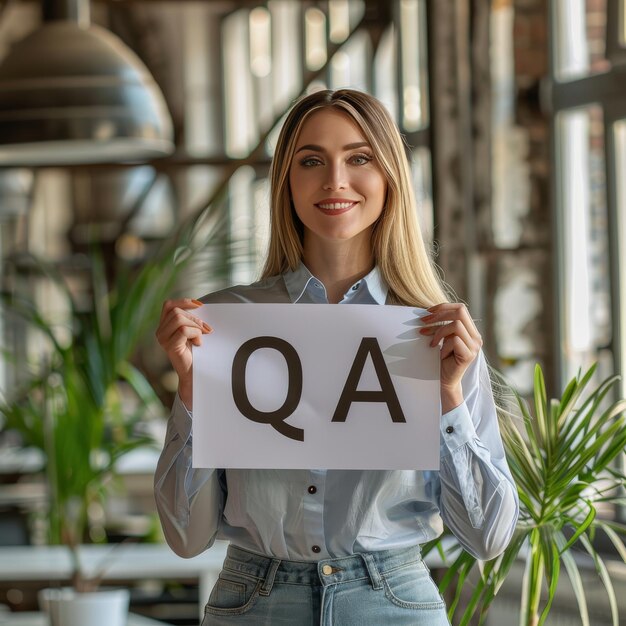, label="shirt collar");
[360,265,388,304]
[283,262,388,305]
